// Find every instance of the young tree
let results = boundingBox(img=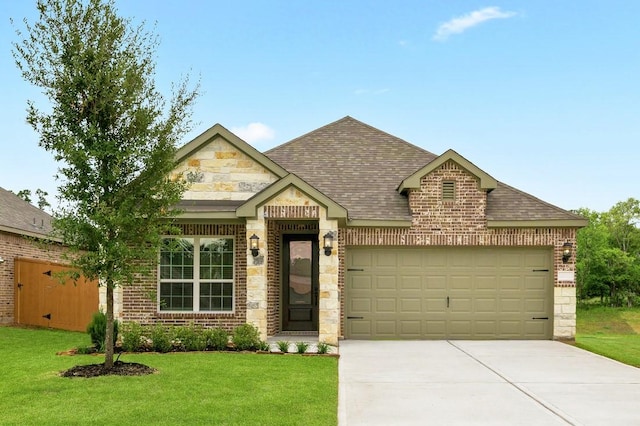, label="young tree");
[13,0,198,369]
